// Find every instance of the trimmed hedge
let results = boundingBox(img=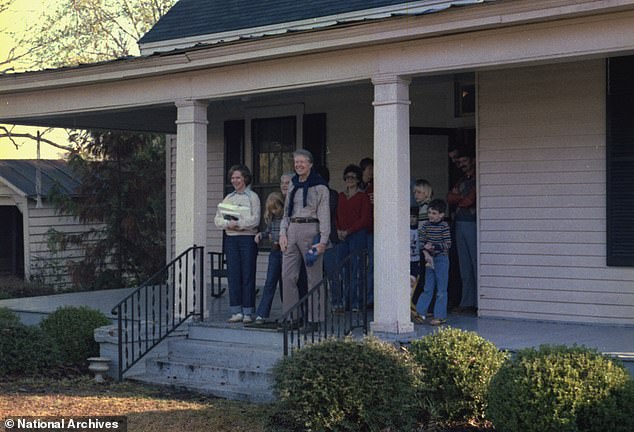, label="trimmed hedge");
[409,326,507,423]
[487,344,632,432]
[0,322,61,377]
[40,306,111,369]
[576,378,634,432]
[0,307,20,327]
[268,337,422,432]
